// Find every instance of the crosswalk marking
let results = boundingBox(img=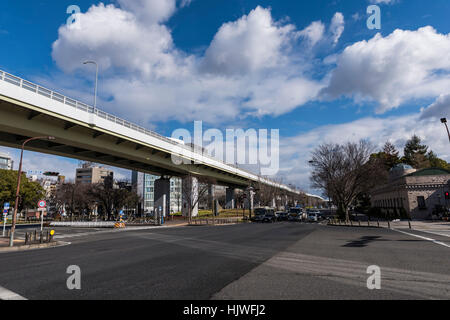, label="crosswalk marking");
[394,229,450,248]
